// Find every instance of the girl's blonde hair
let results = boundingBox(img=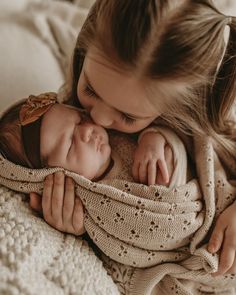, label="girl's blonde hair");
[69,0,236,159]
